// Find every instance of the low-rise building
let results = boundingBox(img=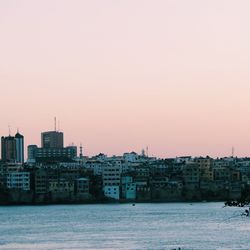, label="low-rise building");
[7,171,30,191]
